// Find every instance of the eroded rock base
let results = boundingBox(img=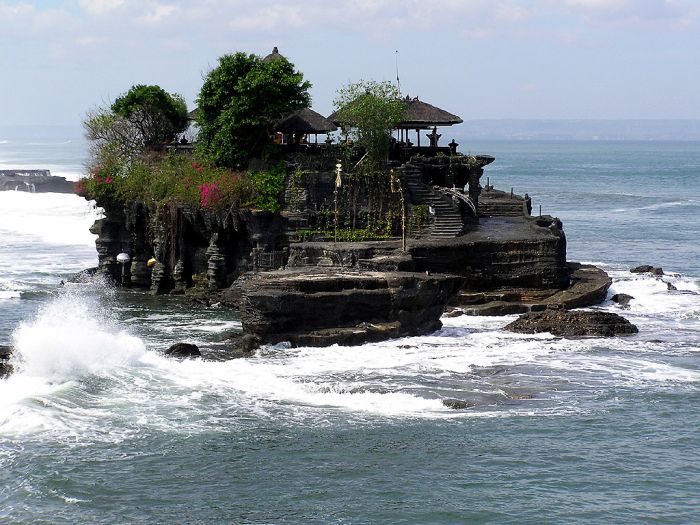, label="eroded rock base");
[239,269,462,348]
